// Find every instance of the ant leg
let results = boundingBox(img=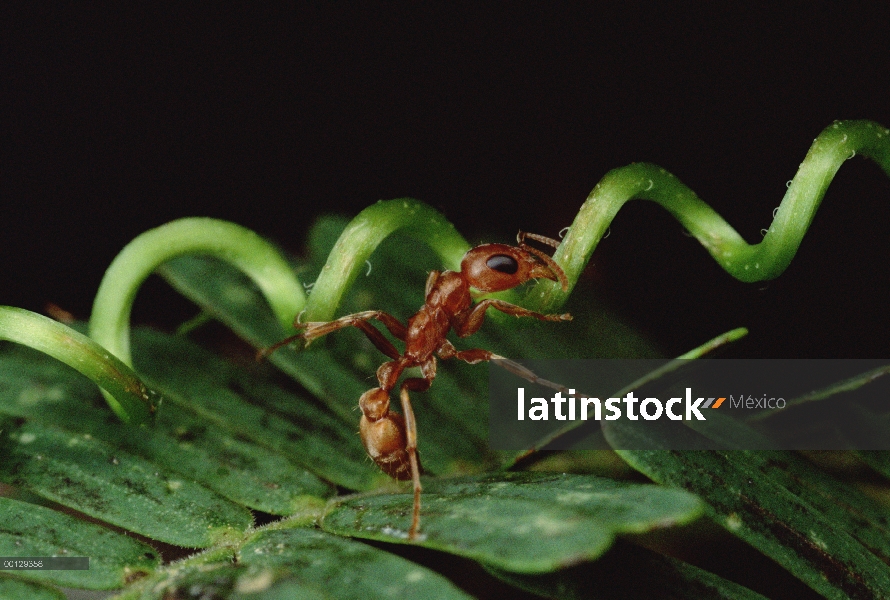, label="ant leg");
[259,310,407,359]
[451,299,571,339]
[438,340,570,394]
[517,230,561,249]
[479,299,572,323]
[354,321,401,360]
[488,355,573,396]
[257,331,308,359]
[300,310,407,344]
[436,340,492,364]
[399,376,432,540]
